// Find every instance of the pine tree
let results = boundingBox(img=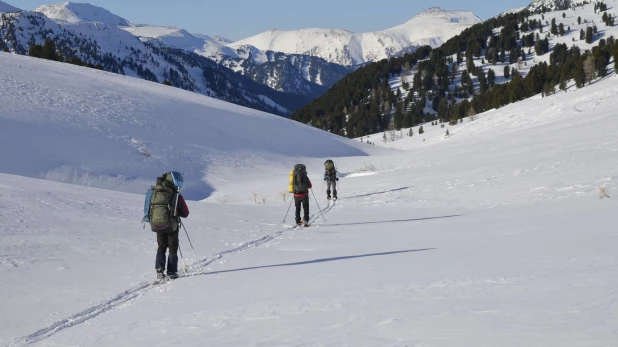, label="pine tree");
[586,27,593,43]
[583,55,596,84]
[418,126,424,134]
[559,23,565,36]
[578,16,581,25]
[580,29,585,40]
[487,69,496,86]
[503,65,510,79]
